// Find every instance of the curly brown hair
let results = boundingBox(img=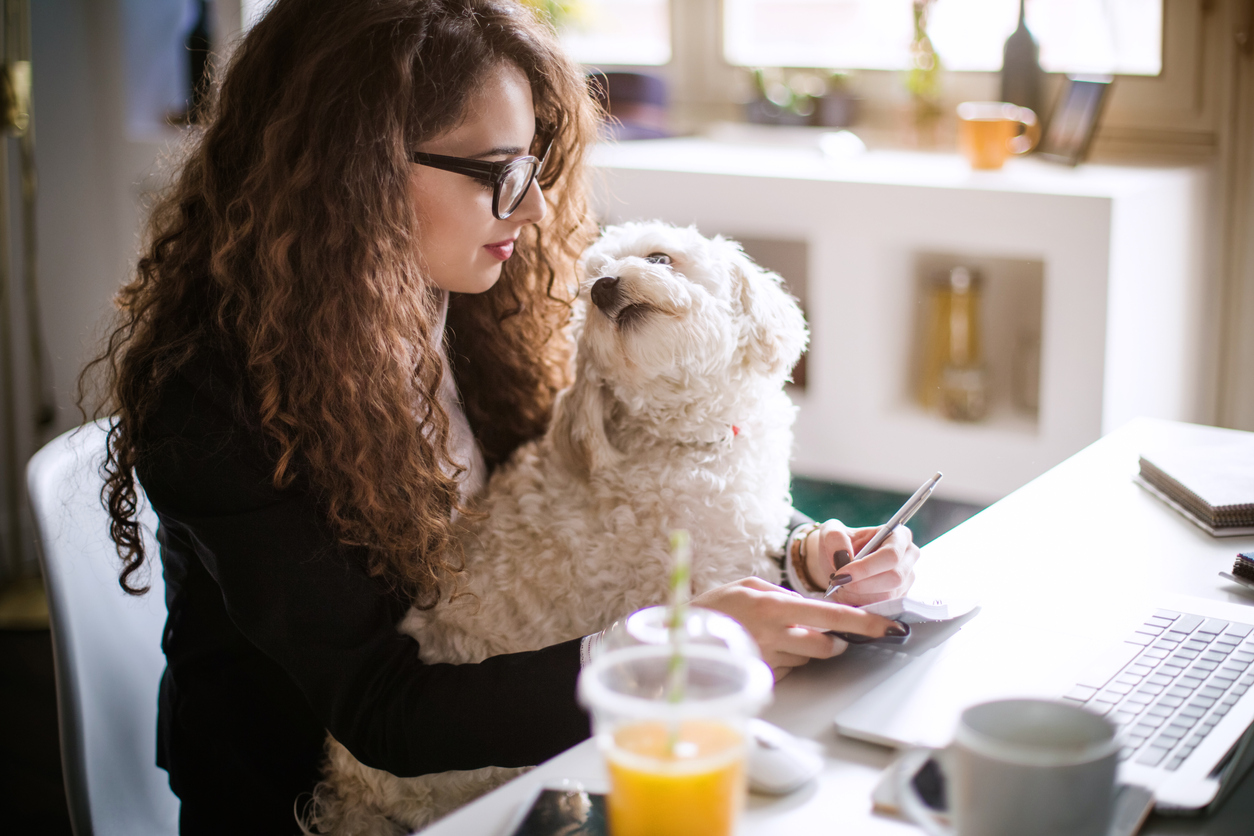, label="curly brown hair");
[81,0,600,599]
